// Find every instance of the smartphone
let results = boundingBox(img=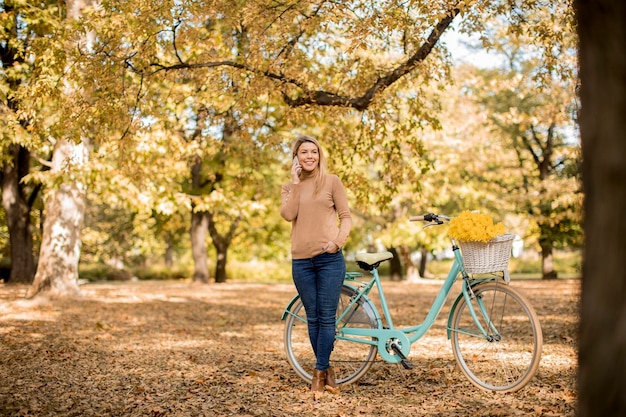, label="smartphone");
[293,156,301,175]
